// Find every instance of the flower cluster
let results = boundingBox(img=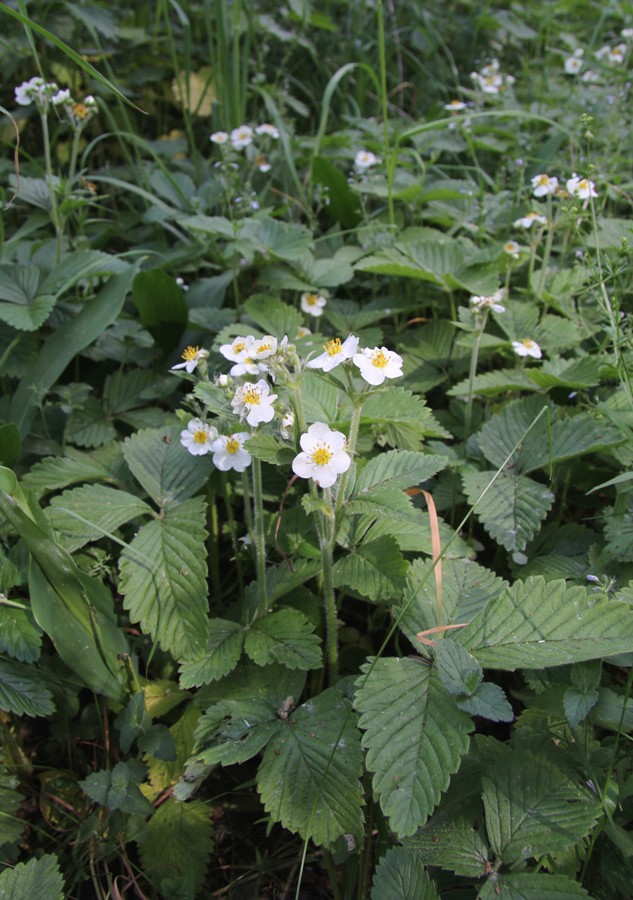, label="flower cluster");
[210,122,280,173]
[470,59,515,95]
[530,172,598,204]
[15,78,98,125]
[470,290,506,314]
